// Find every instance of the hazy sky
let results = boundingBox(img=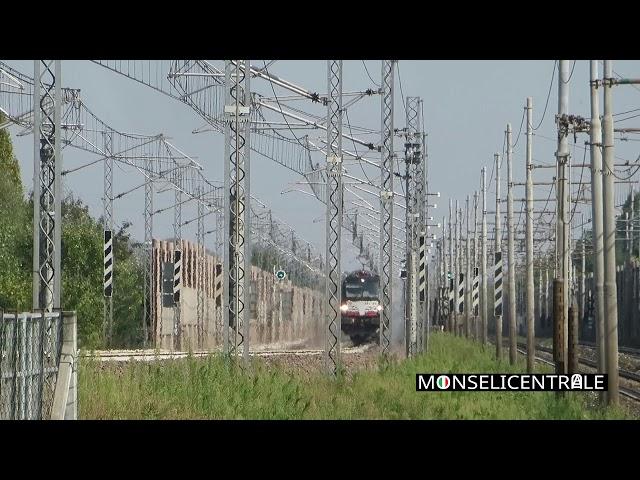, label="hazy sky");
[4,60,640,272]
